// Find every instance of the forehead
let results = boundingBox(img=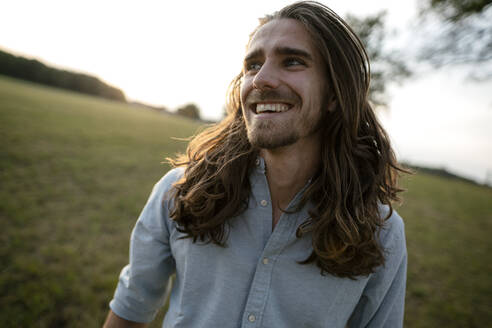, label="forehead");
[247,18,317,56]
